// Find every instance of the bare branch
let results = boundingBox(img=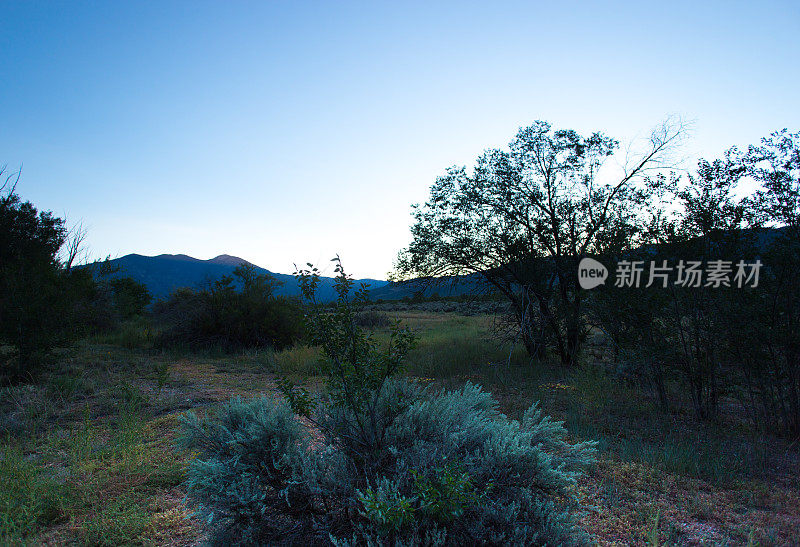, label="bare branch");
[64,221,90,270]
